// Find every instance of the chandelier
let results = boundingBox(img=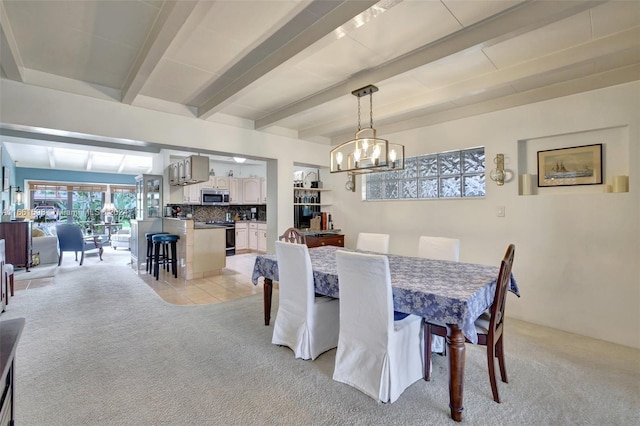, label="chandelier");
[330,85,404,190]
